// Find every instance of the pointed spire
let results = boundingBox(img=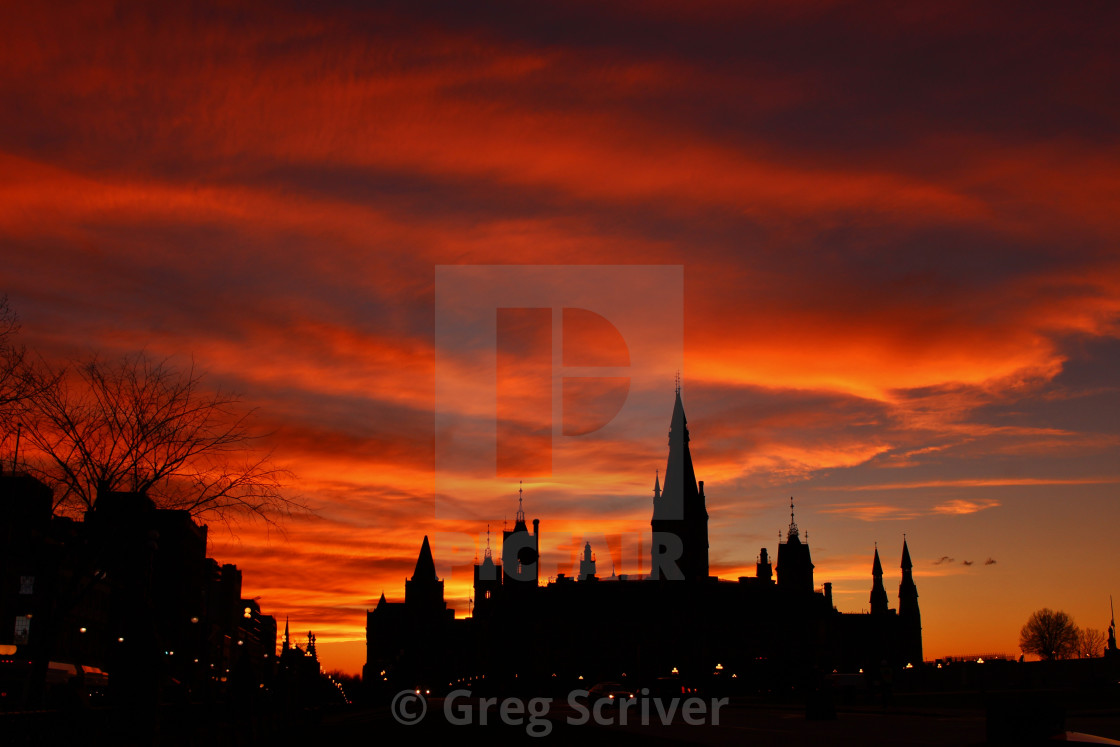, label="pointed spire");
[377,591,387,608]
[897,536,922,661]
[870,545,888,614]
[899,536,919,609]
[484,523,492,560]
[787,497,799,540]
[654,385,698,522]
[283,616,290,650]
[671,384,687,434]
[650,381,709,581]
[511,482,529,532]
[653,470,661,500]
[412,536,437,581]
